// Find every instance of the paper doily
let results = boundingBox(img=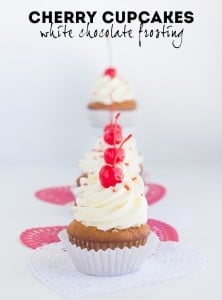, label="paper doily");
[20,226,67,249]
[20,219,178,249]
[35,183,165,206]
[148,219,178,242]
[146,183,166,205]
[35,186,75,205]
[29,241,205,299]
